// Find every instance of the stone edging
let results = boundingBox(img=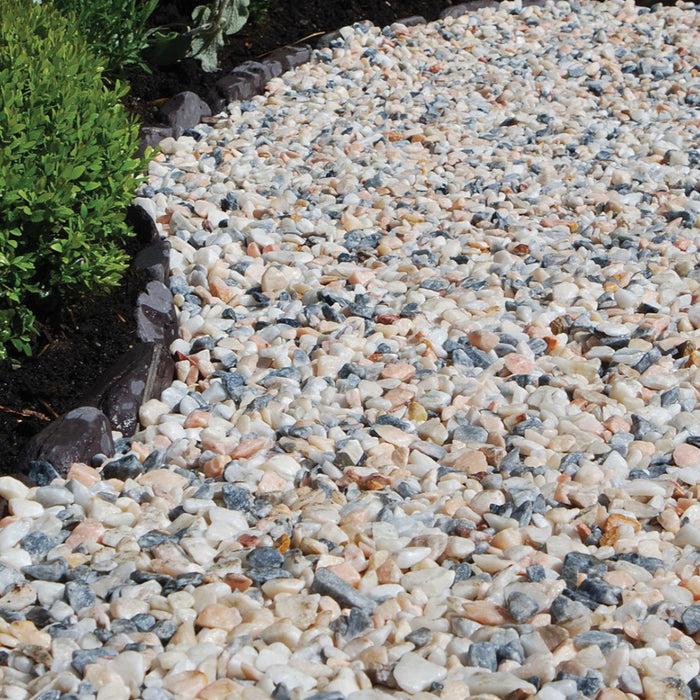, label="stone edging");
[20,0,545,484]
